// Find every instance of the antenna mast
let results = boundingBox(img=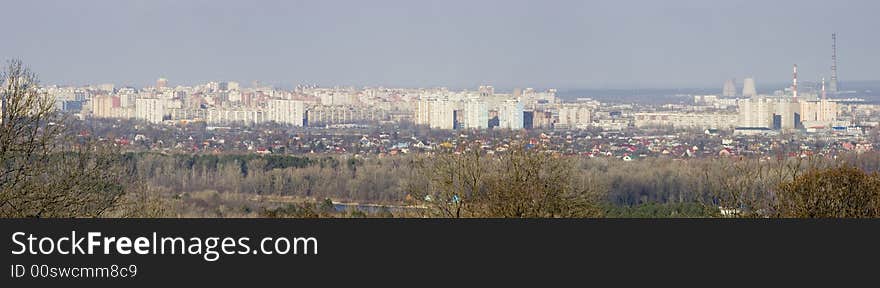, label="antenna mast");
[830,33,839,93]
